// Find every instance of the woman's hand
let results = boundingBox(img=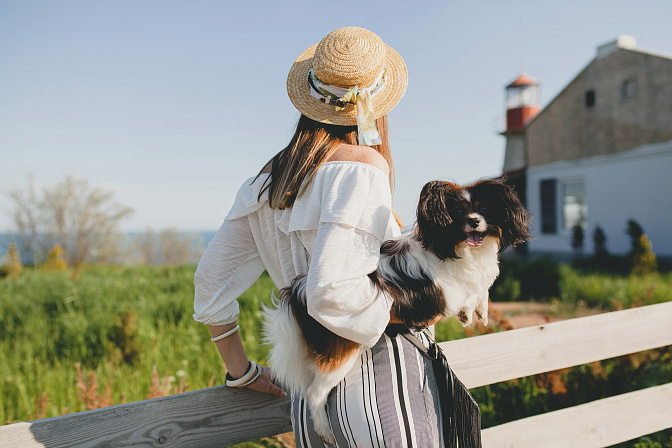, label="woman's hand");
[246,366,287,398]
[208,322,286,398]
